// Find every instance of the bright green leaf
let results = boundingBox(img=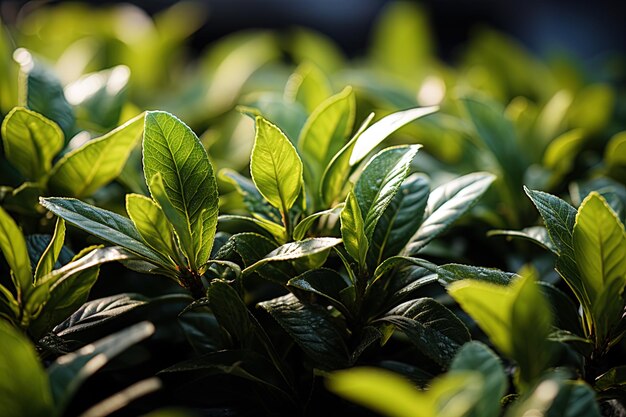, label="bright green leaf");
[573,192,626,342]
[0,320,53,417]
[0,206,32,299]
[349,106,437,166]
[1,107,63,181]
[143,111,219,269]
[34,217,65,282]
[250,116,303,213]
[48,113,143,198]
[126,193,177,266]
[340,191,368,267]
[298,86,355,194]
